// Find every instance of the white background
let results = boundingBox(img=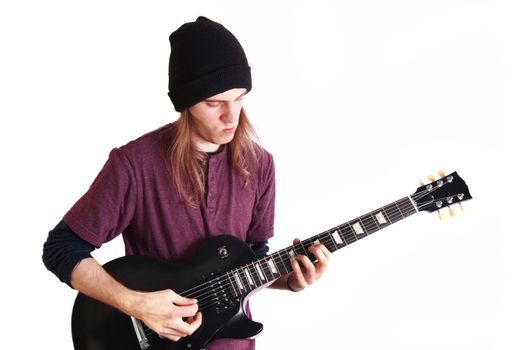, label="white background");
[1,1,520,349]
